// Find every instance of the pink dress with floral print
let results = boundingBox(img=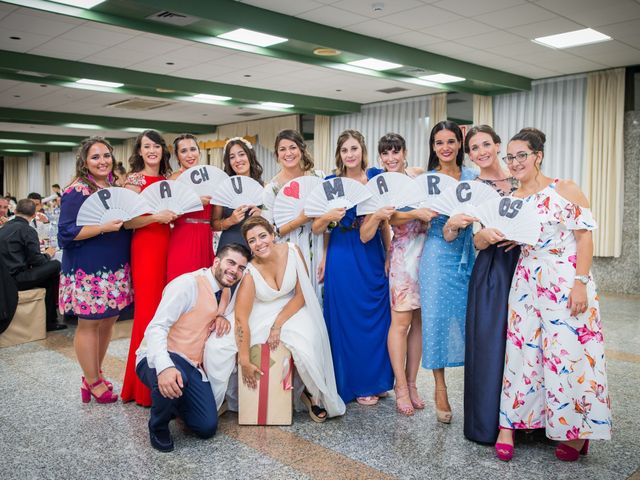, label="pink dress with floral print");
[499,180,611,441]
[389,219,427,311]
